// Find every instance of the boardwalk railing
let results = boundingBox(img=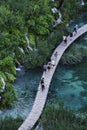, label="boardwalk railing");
[18,24,87,130]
